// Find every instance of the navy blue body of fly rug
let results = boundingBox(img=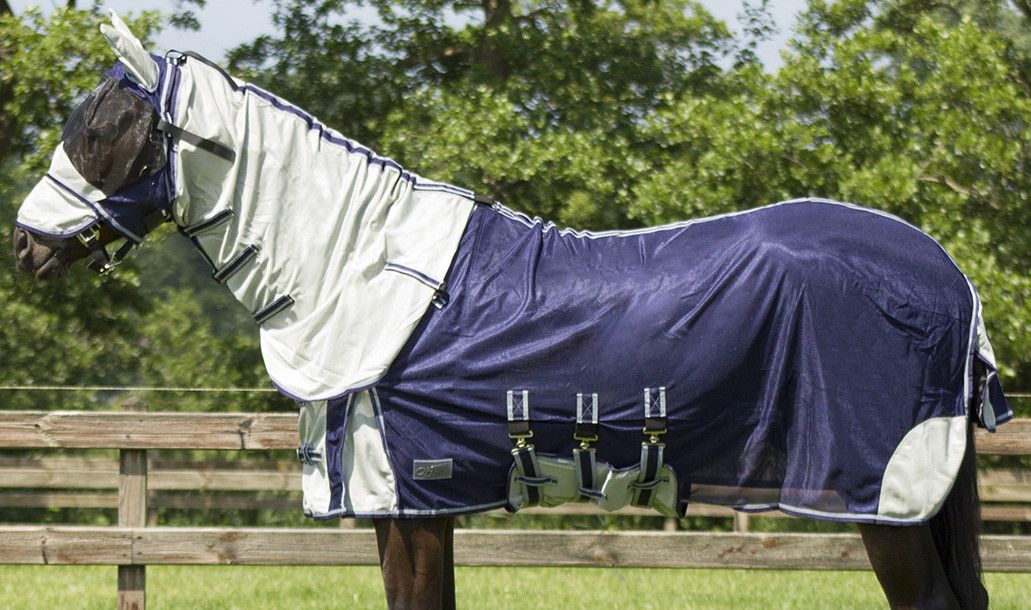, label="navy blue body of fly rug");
[308,199,1011,525]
